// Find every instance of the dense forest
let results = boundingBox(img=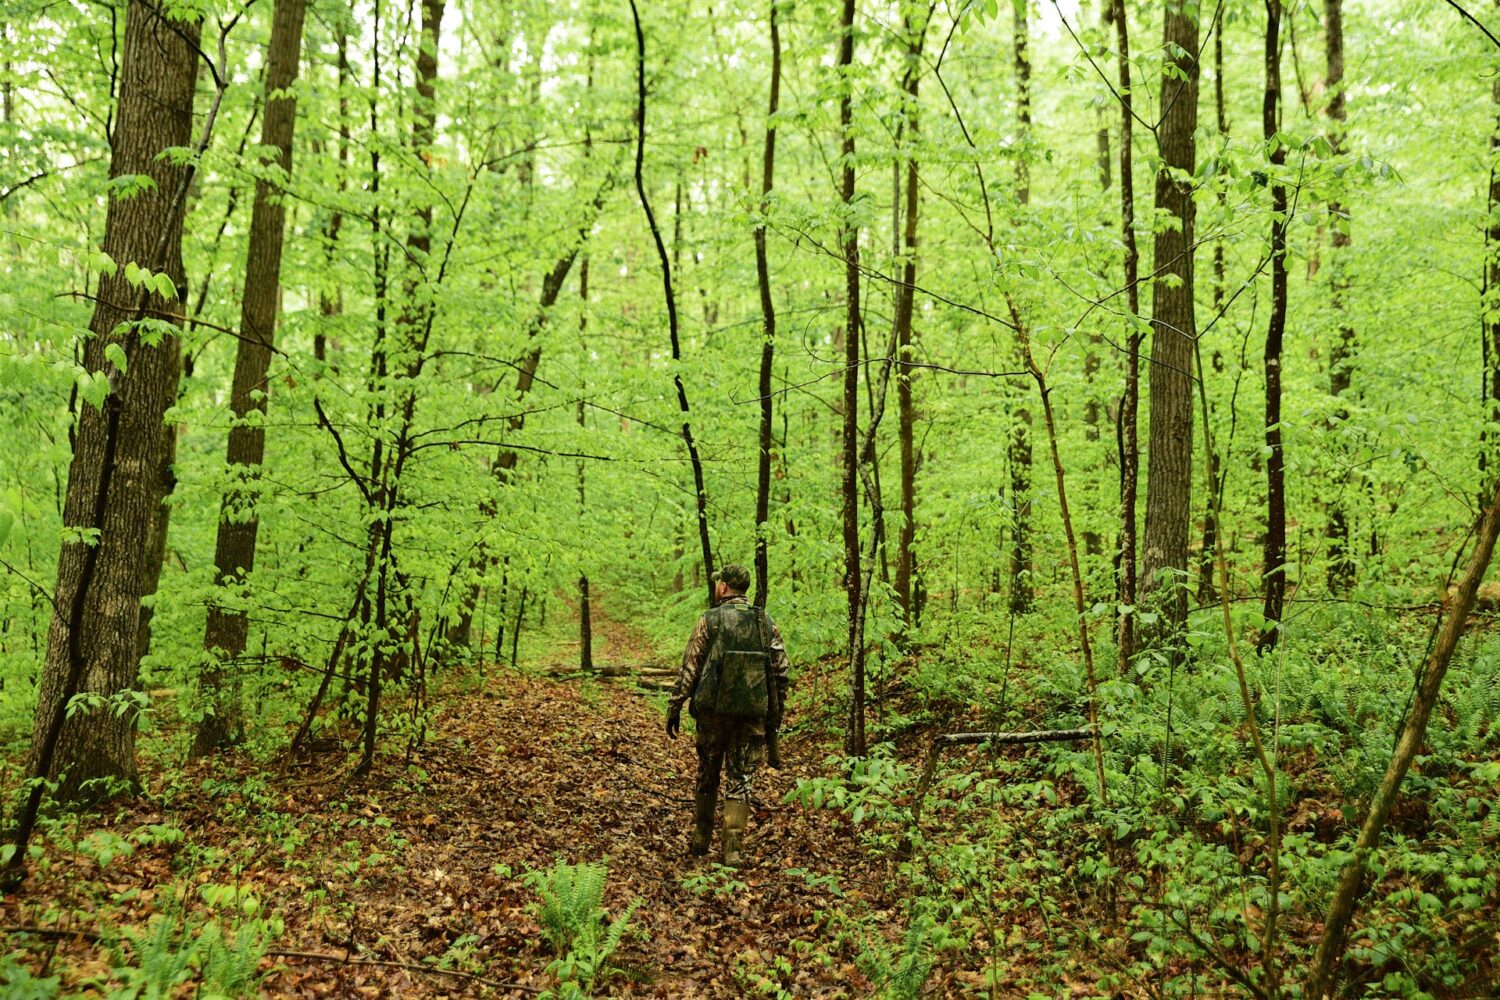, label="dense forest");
[1,0,1498,995]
